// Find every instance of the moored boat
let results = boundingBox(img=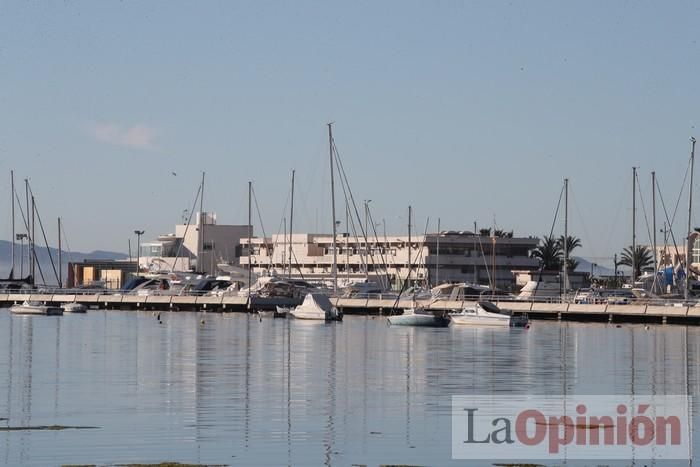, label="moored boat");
[450,301,529,327]
[290,293,342,321]
[62,302,87,313]
[387,308,450,327]
[10,301,63,316]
